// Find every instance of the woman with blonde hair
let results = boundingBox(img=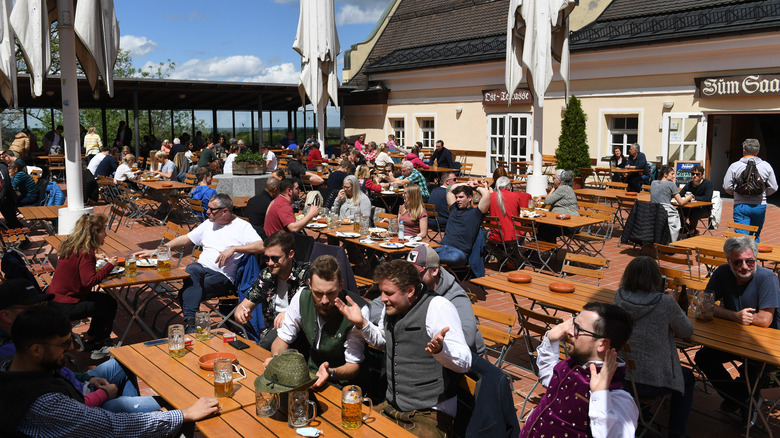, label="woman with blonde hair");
[48,213,118,359]
[114,154,137,183]
[335,174,371,219]
[83,126,103,161]
[374,142,394,167]
[398,184,428,239]
[355,165,385,194]
[153,150,177,180]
